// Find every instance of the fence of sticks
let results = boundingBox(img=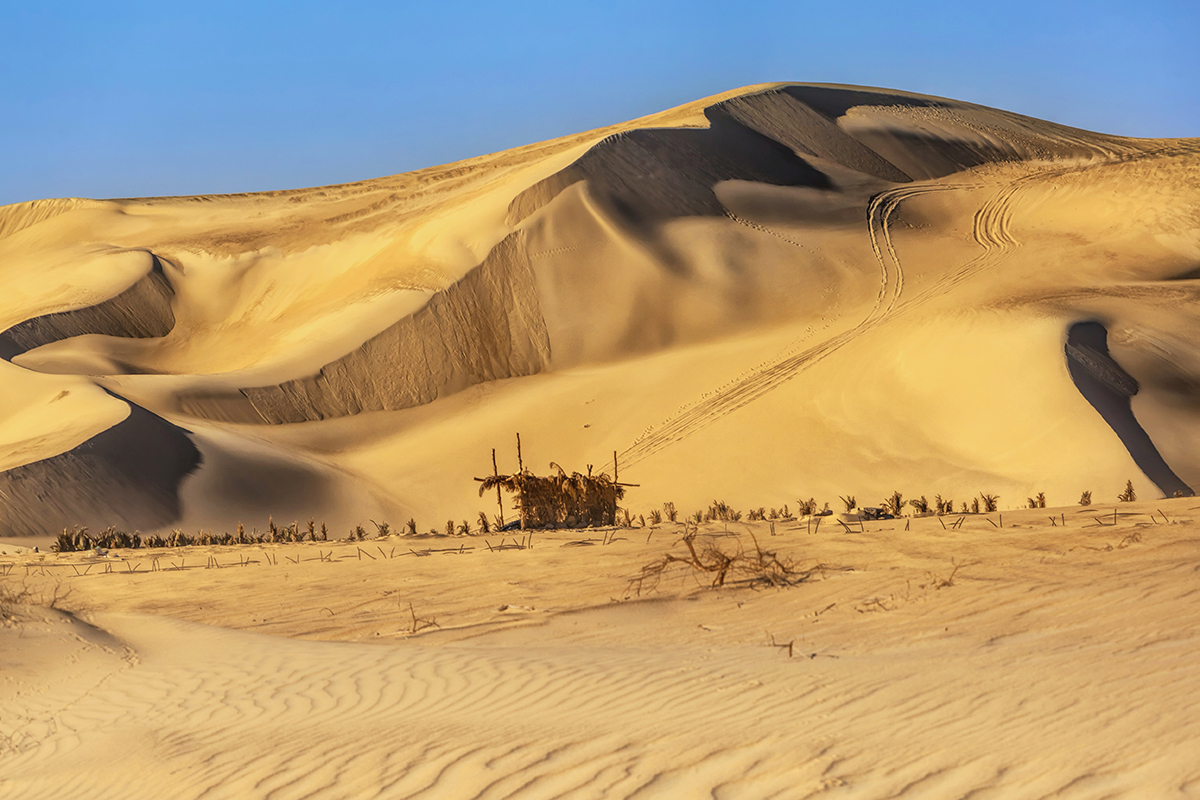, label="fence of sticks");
[476,437,635,529]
